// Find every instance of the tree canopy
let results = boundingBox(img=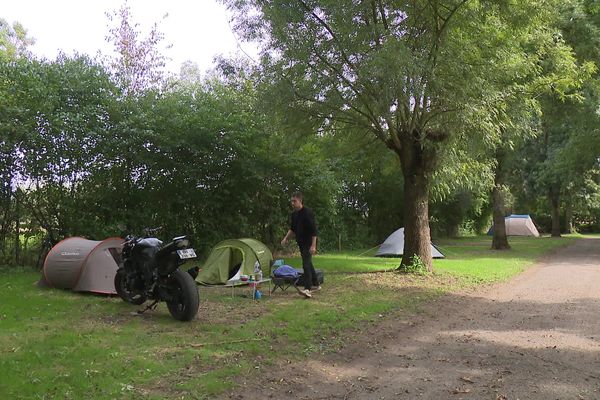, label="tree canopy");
[220,0,595,269]
[0,2,599,269]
